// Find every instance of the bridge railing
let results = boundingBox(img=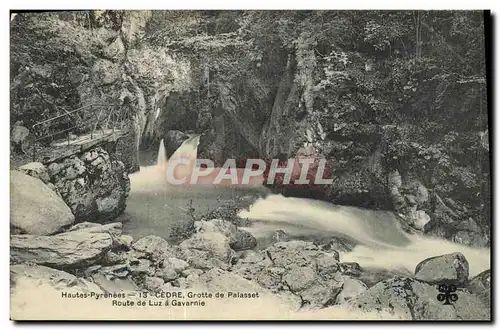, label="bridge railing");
[31,104,127,161]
